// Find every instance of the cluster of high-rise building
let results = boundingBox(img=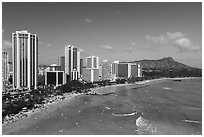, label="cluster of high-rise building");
[99,60,142,81]
[2,30,143,90]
